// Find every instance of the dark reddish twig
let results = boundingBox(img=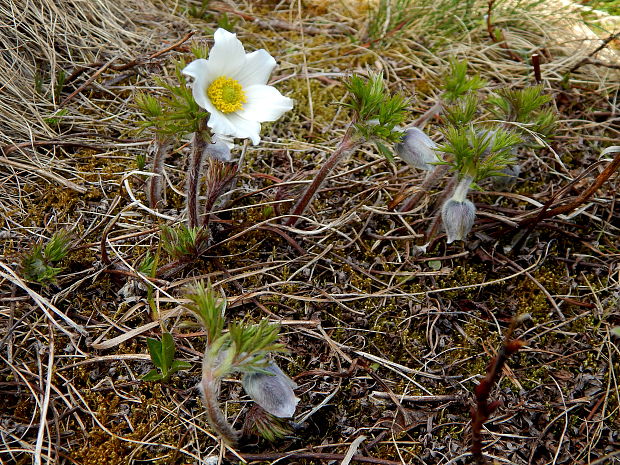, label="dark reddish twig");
[471,319,525,464]
[65,31,196,84]
[257,225,306,255]
[187,119,209,228]
[60,55,118,107]
[513,150,620,251]
[531,54,542,83]
[201,159,238,228]
[486,0,522,62]
[147,135,171,210]
[569,31,620,74]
